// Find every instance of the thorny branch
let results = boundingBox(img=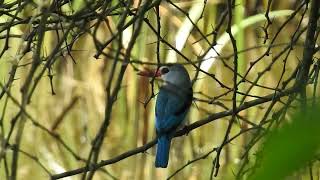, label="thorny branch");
[0,0,319,179]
